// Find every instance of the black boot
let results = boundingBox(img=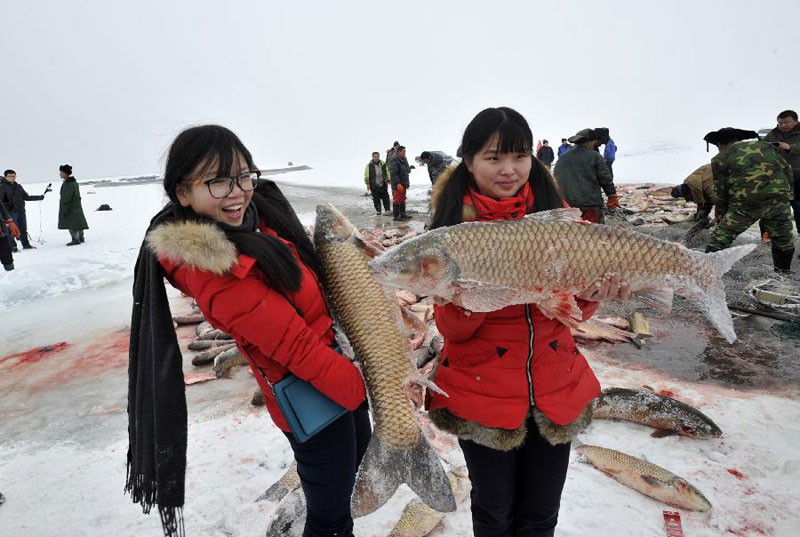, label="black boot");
[772,247,794,273]
[393,204,401,221]
[400,203,411,221]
